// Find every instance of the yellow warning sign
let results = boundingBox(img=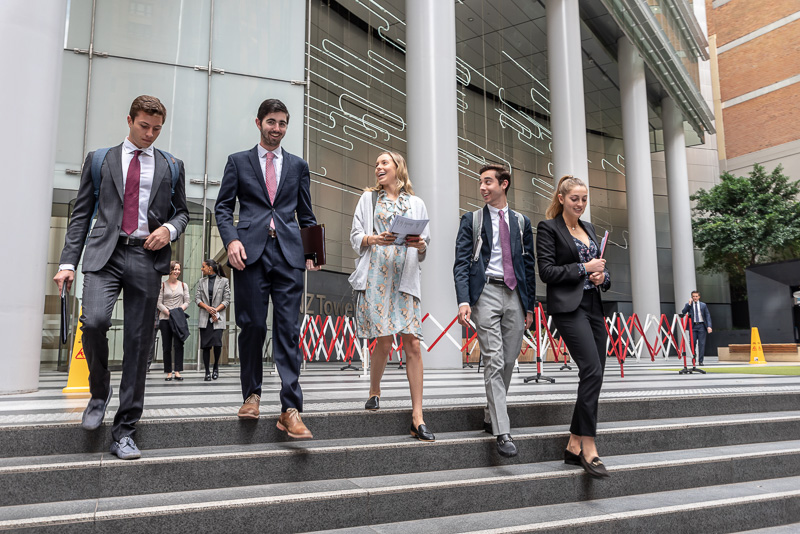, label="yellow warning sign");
[749,327,767,365]
[62,309,90,393]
